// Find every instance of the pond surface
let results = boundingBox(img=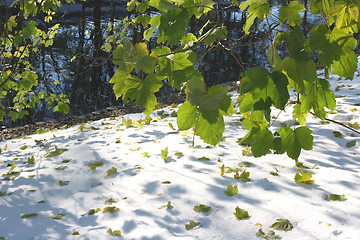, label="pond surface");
[0,0,359,127]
